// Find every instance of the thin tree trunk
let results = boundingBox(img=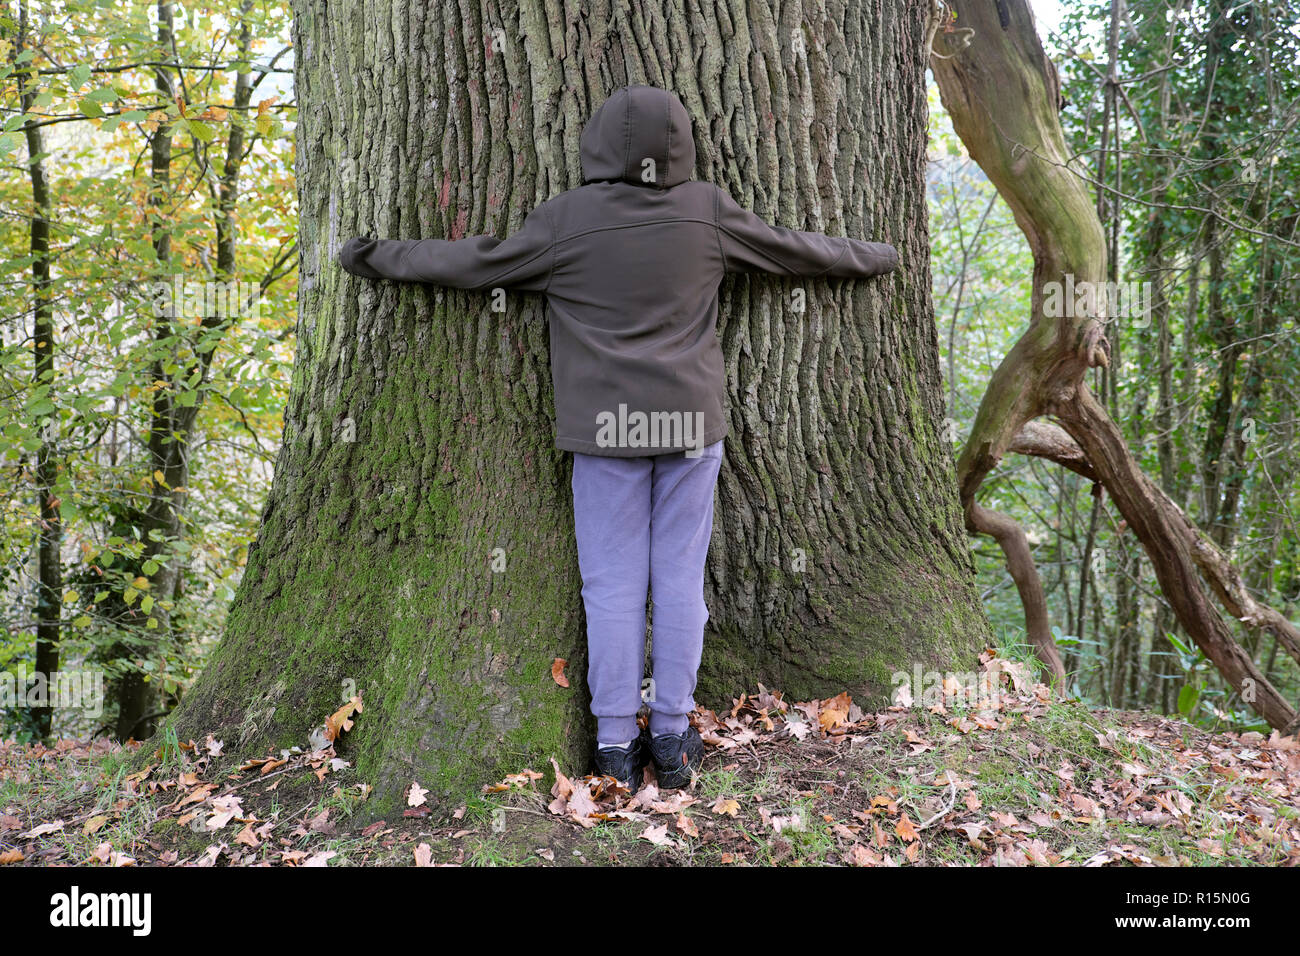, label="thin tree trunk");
[113,0,179,740]
[1197,0,1237,546]
[17,0,60,739]
[113,1,259,740]
[1144,19,1179,712]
